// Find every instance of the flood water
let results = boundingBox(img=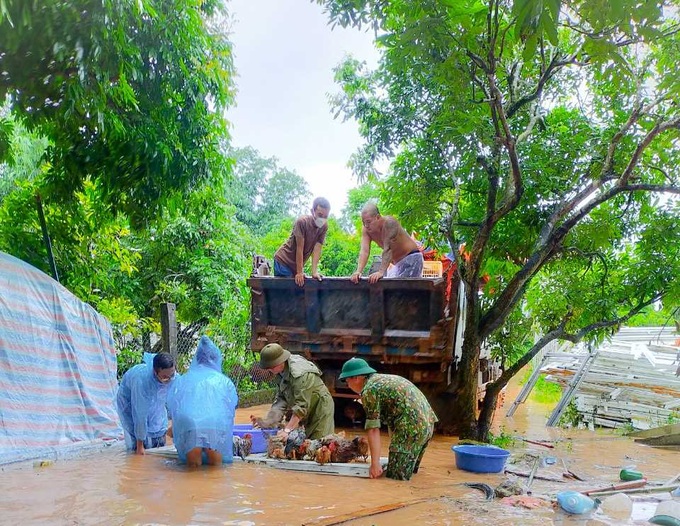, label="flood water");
[1,380,678,525]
